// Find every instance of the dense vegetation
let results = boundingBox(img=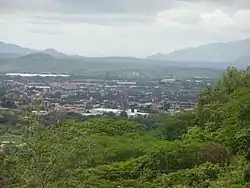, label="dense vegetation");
[1,67,250,187]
